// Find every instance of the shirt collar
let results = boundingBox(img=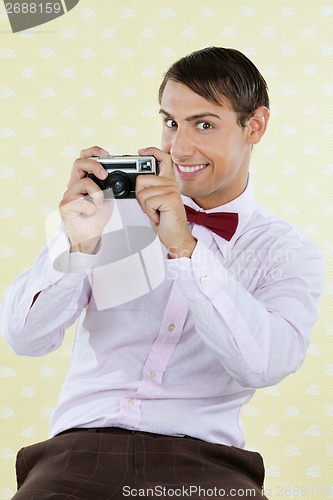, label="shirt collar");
[181,177,258,258]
